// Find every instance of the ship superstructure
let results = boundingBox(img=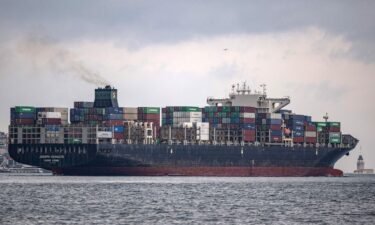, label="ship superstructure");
[207,82,290,113]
